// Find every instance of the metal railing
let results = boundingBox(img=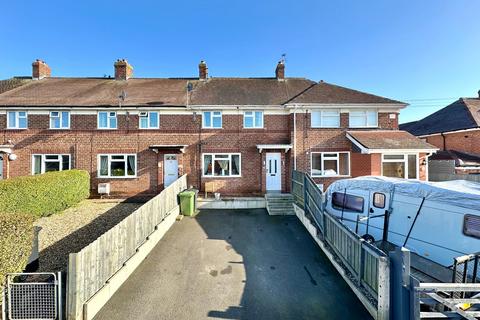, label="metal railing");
[2,272,62,320]
[292,170,390,320]
[66,175,187,320]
